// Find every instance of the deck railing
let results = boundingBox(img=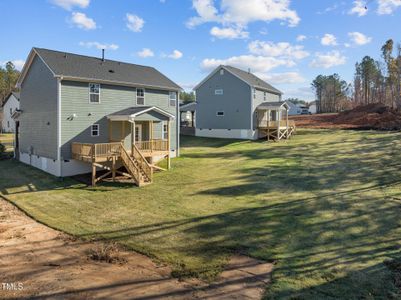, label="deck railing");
[258,120,296,128]
[72,142,121,161]
[135,139,168,152]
